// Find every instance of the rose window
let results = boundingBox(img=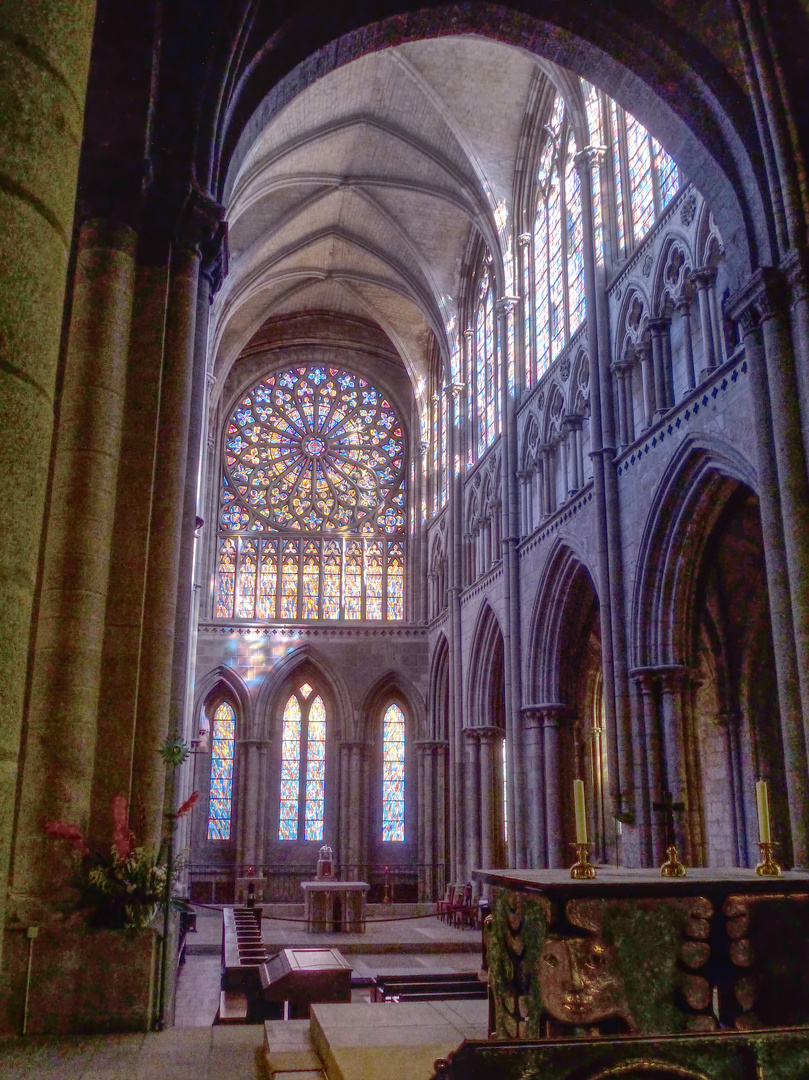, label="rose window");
[215,365,406,622]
